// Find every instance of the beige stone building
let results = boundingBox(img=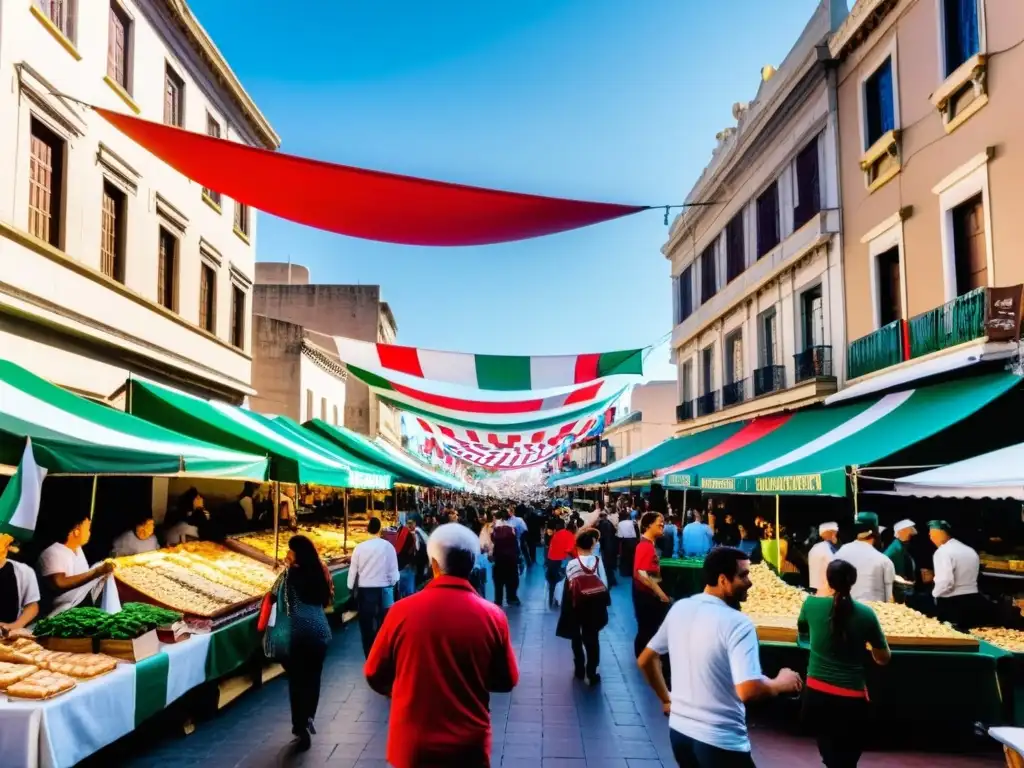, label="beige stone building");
[832,0,1024,401]
[251,263,401,442]
[0,0,278,404]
